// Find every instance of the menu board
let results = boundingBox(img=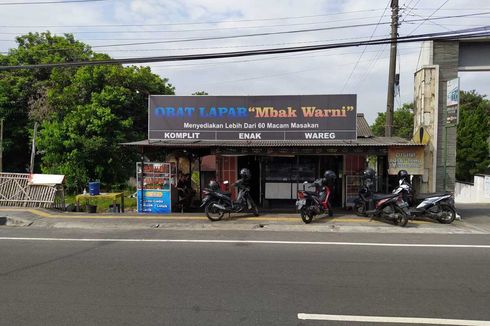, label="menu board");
[136,162,172,214]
